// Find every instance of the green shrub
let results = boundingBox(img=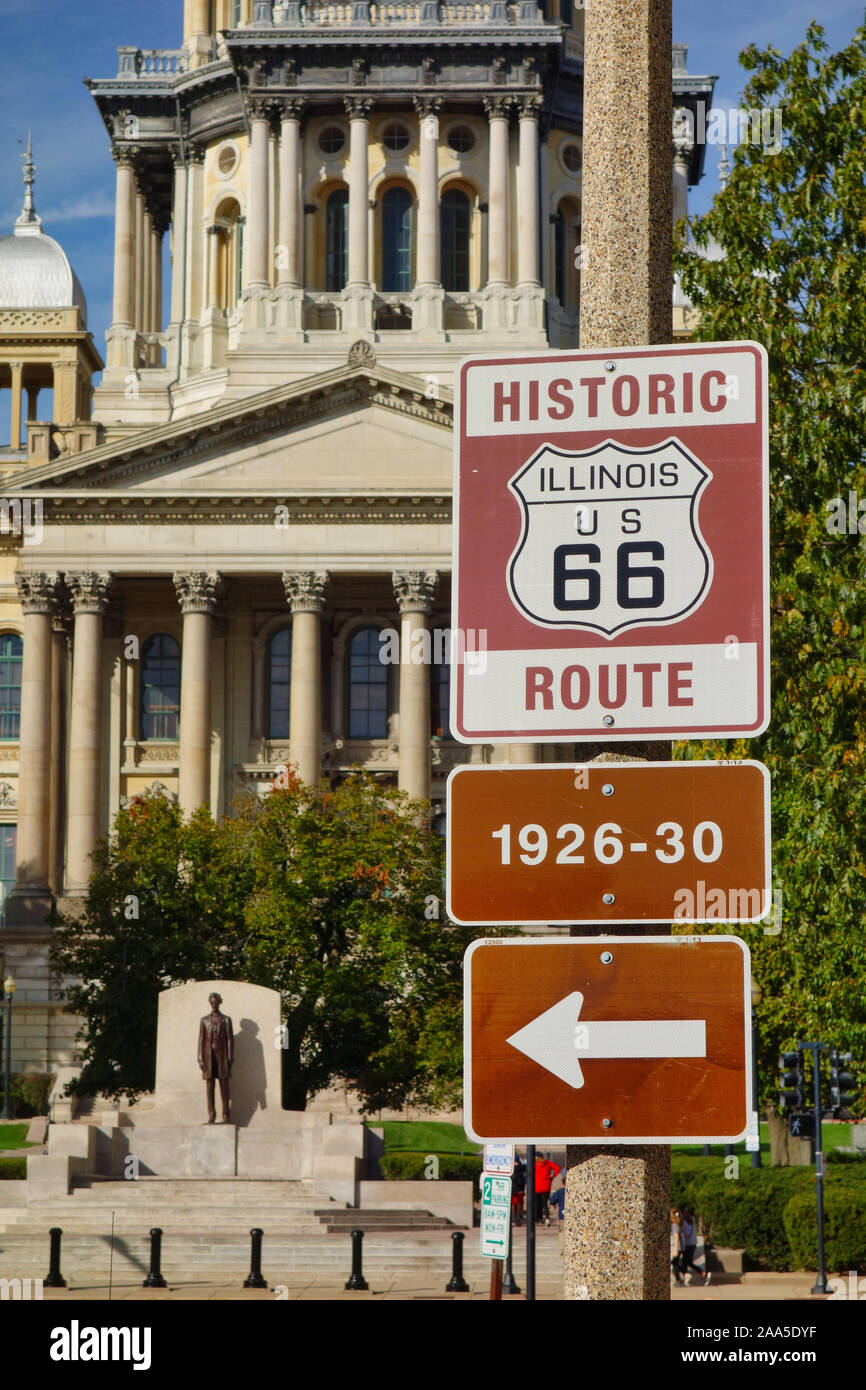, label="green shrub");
[380,1150,483,1191]
[672,1158,815,1270]
[0,1157,26,1180]
[784,1189,866,1273]
[0,1073,53,1118]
